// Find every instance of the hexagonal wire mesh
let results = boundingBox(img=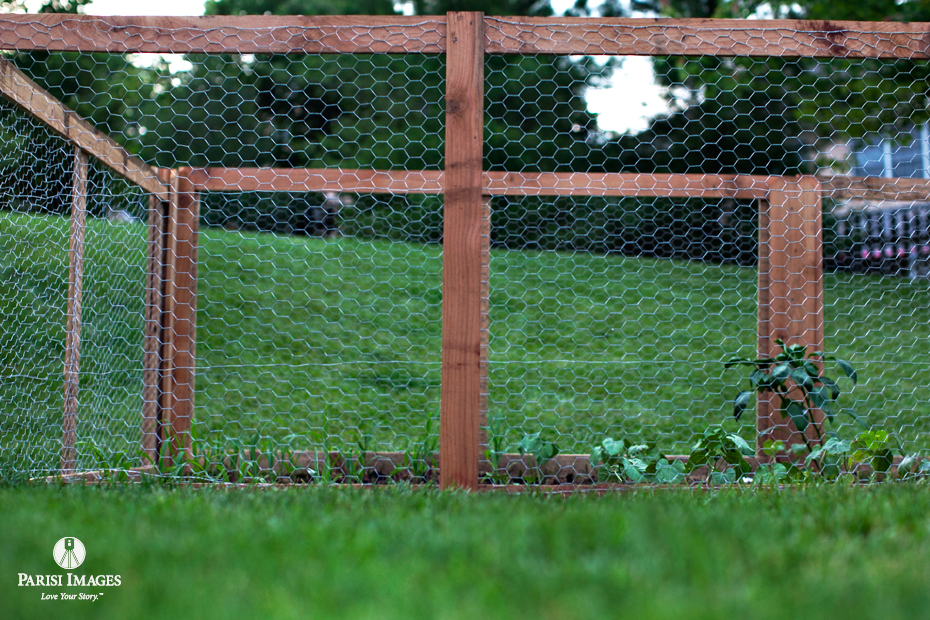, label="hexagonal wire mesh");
[0,15,927,486]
